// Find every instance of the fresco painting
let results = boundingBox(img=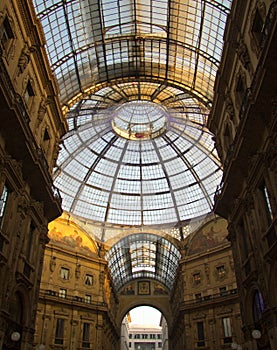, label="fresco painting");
[48,221,96,255]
